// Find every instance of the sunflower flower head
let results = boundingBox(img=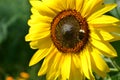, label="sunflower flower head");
[25,0,120,80]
